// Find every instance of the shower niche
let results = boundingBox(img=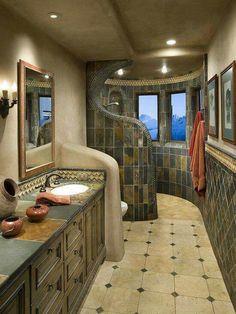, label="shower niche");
[106,90,123,115]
